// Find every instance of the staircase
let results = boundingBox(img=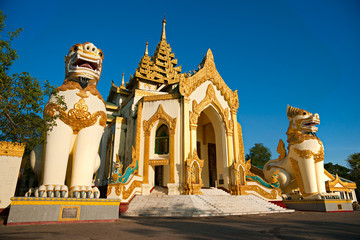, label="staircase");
[122,188,294,217]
